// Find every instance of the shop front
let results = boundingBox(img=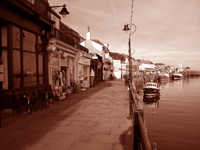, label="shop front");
[78,52,92,89]
[90,54,103,86]
[0,1,52,109]
[47,38,79,98]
